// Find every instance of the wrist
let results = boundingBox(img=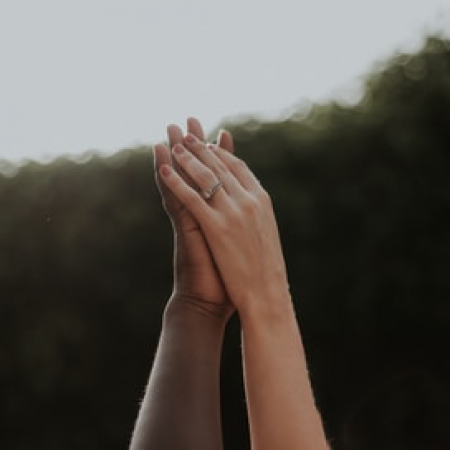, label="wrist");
[164,293,234,326]
[237,289,295,330]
